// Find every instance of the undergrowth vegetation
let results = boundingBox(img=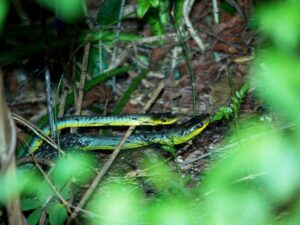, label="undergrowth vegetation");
[1,0,300,224]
